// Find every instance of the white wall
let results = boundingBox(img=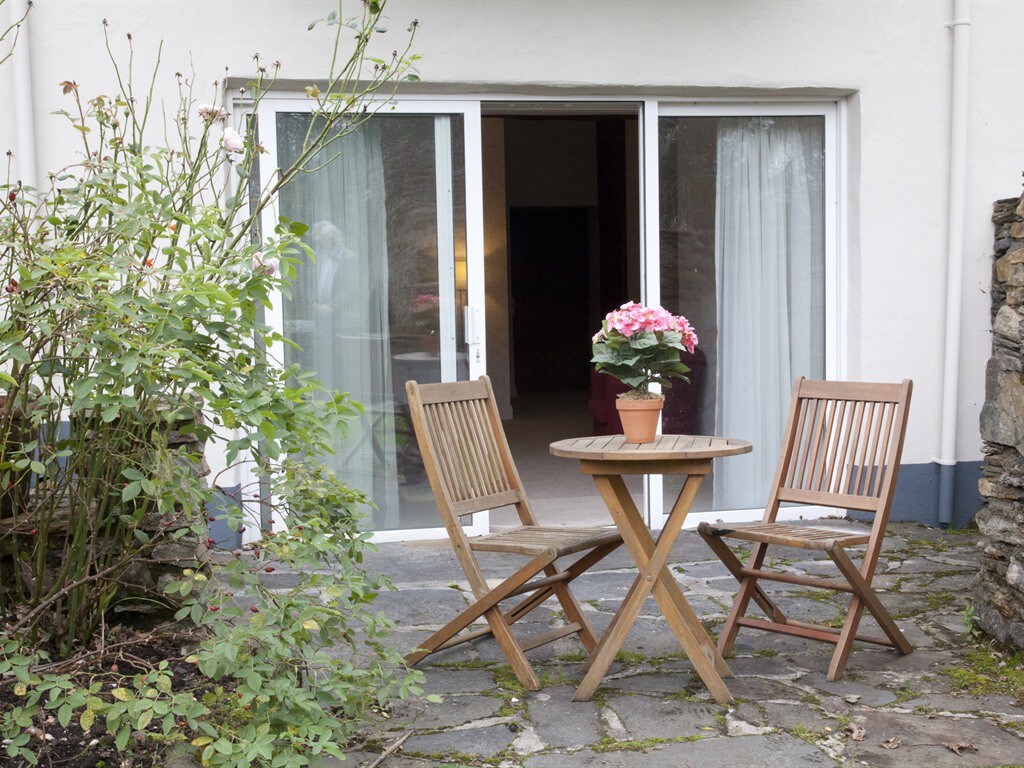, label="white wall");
[4,0,1023,470]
